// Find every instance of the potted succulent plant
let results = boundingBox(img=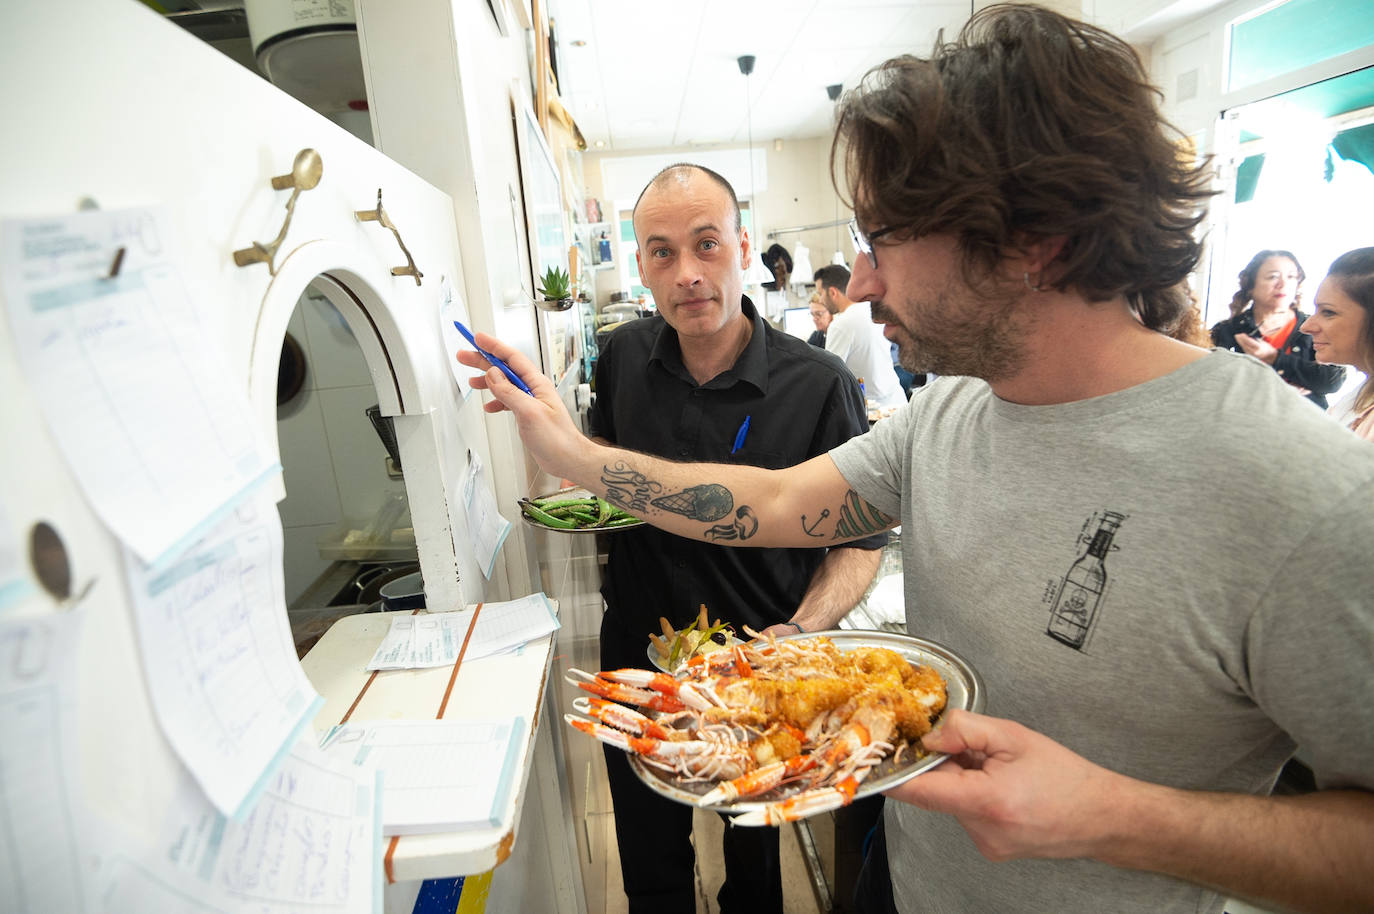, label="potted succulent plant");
[536,265,574,311]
